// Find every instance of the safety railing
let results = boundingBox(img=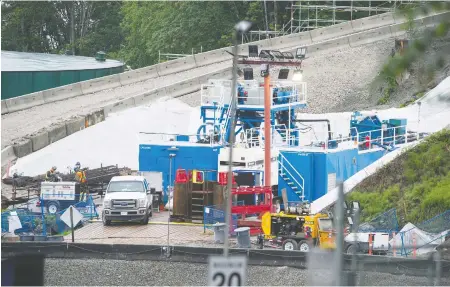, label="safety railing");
[201,80,307,108]
[351,124,422,153]
[279,153,305,200]
[139,131,219,146]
